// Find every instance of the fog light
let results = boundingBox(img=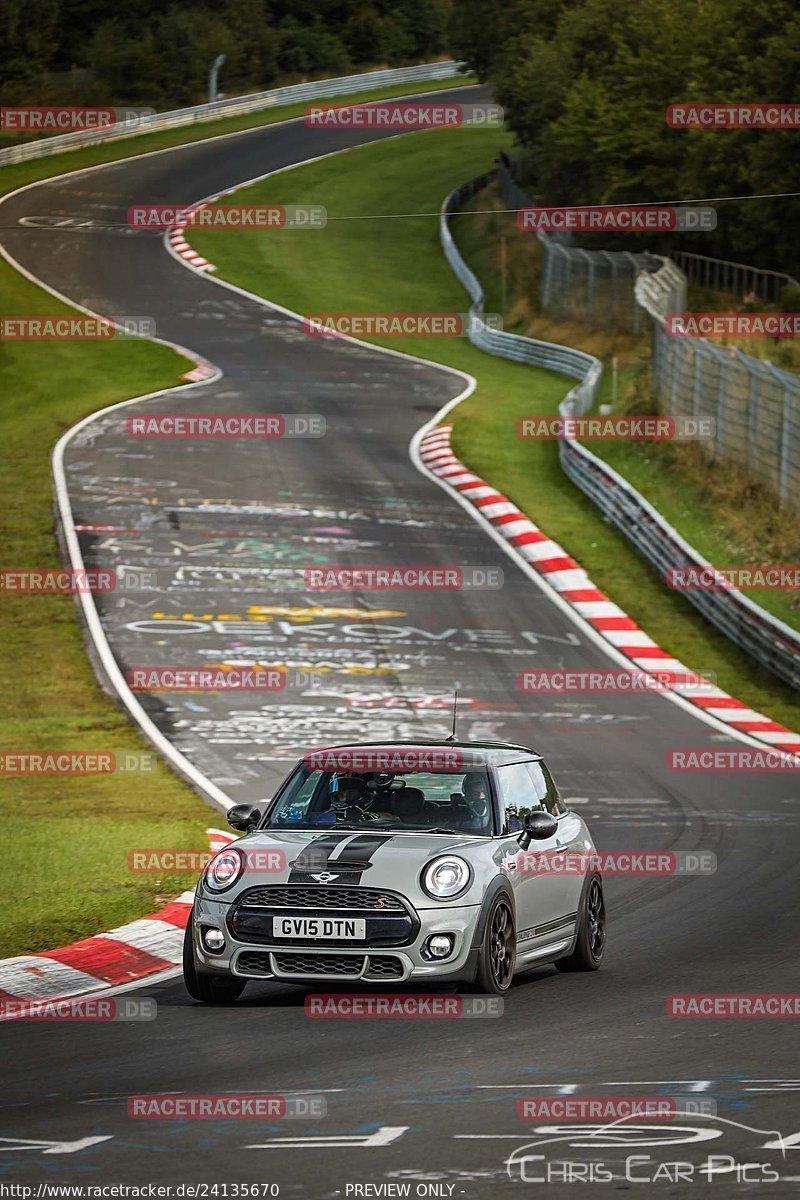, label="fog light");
[423,934,455,961]
[202,926,225,953]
